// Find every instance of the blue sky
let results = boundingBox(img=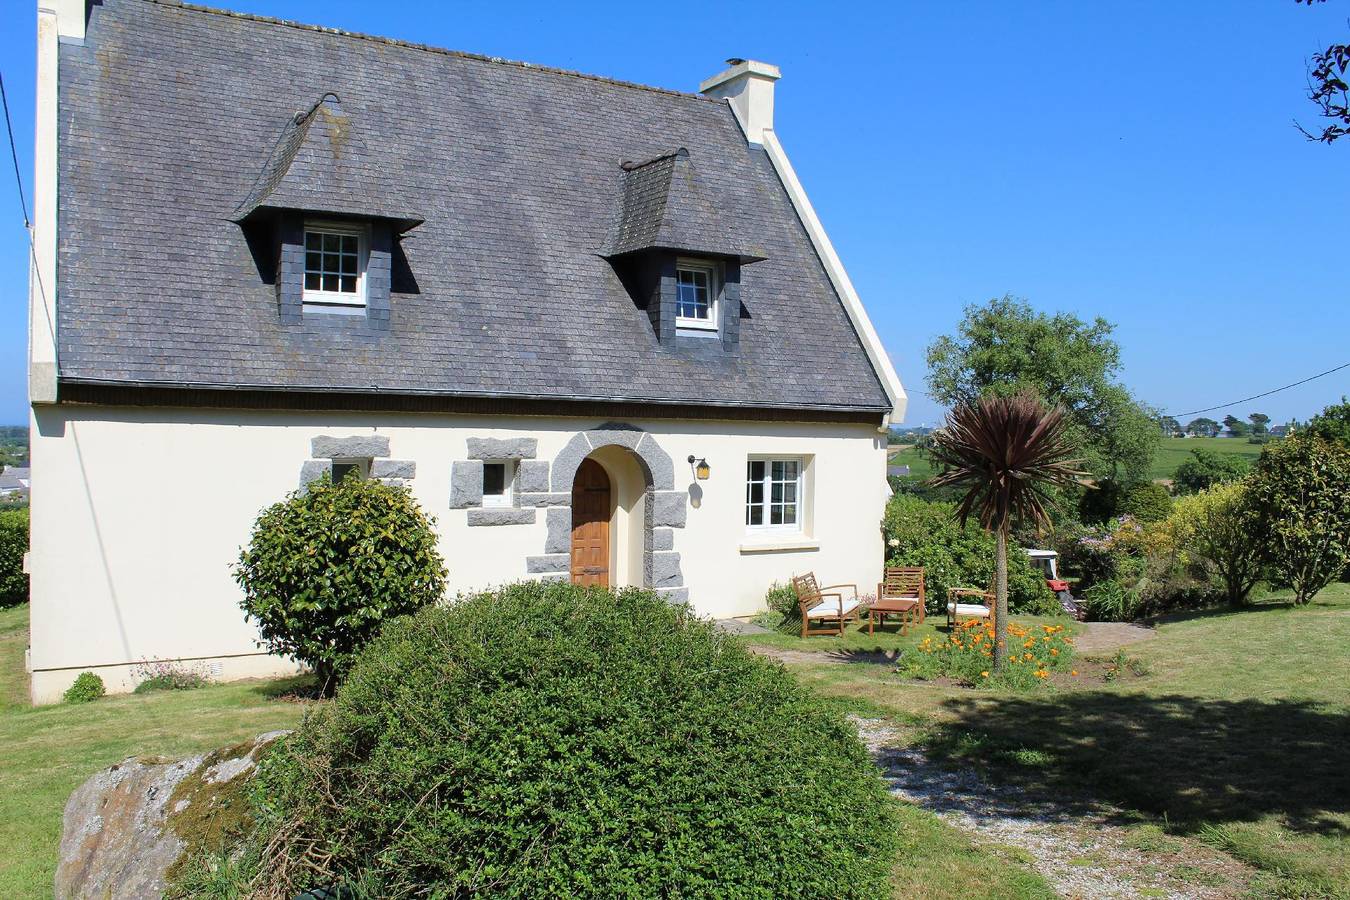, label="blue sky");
[1,0,1347,428]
